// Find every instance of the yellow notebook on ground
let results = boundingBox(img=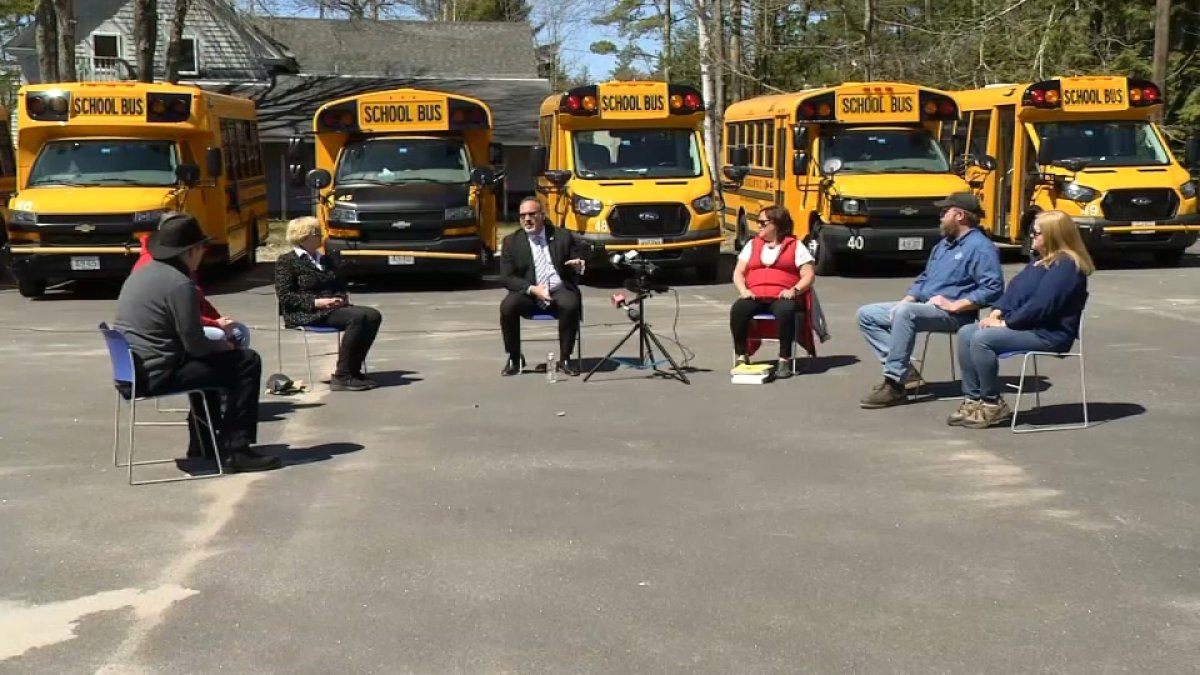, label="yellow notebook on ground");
[730,363,774,385]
